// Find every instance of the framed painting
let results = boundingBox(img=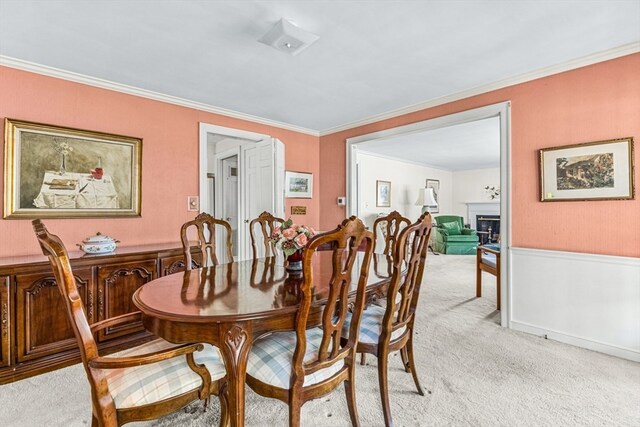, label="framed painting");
[376,180,391,207]
[284,171,313,198]
[539,137,634,202]
[426,179,440,213]
[4,118,142,218]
